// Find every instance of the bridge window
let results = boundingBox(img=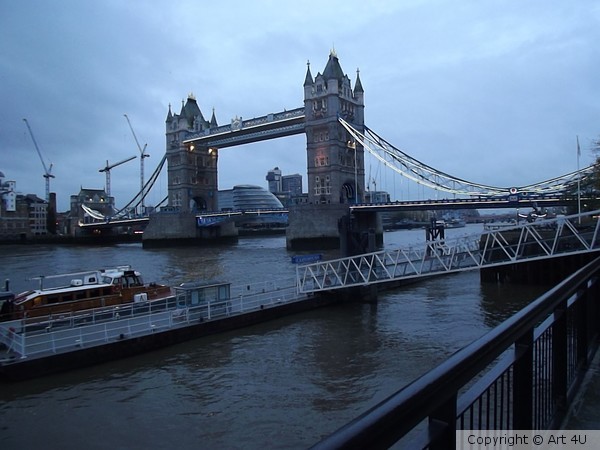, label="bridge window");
[173,193,182,207]
[314,177,331,196]
[315,156,329,167]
